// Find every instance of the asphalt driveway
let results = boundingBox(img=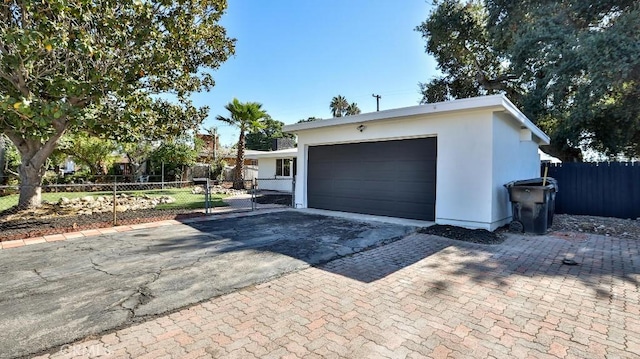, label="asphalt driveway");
[0,211,416,358]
